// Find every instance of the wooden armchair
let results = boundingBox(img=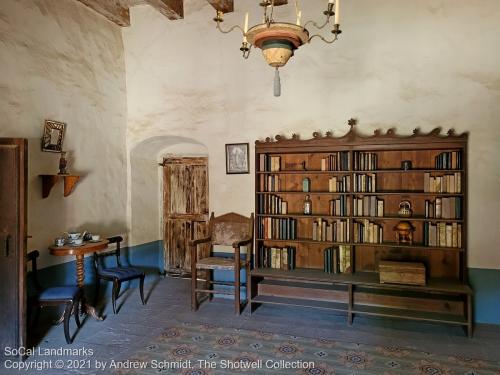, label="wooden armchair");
[190,212,254,315]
